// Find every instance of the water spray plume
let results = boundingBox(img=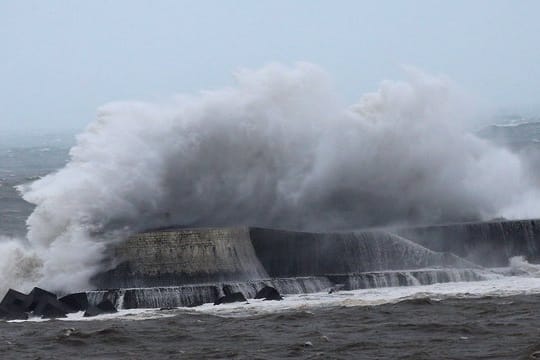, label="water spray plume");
[2,62,538,294]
